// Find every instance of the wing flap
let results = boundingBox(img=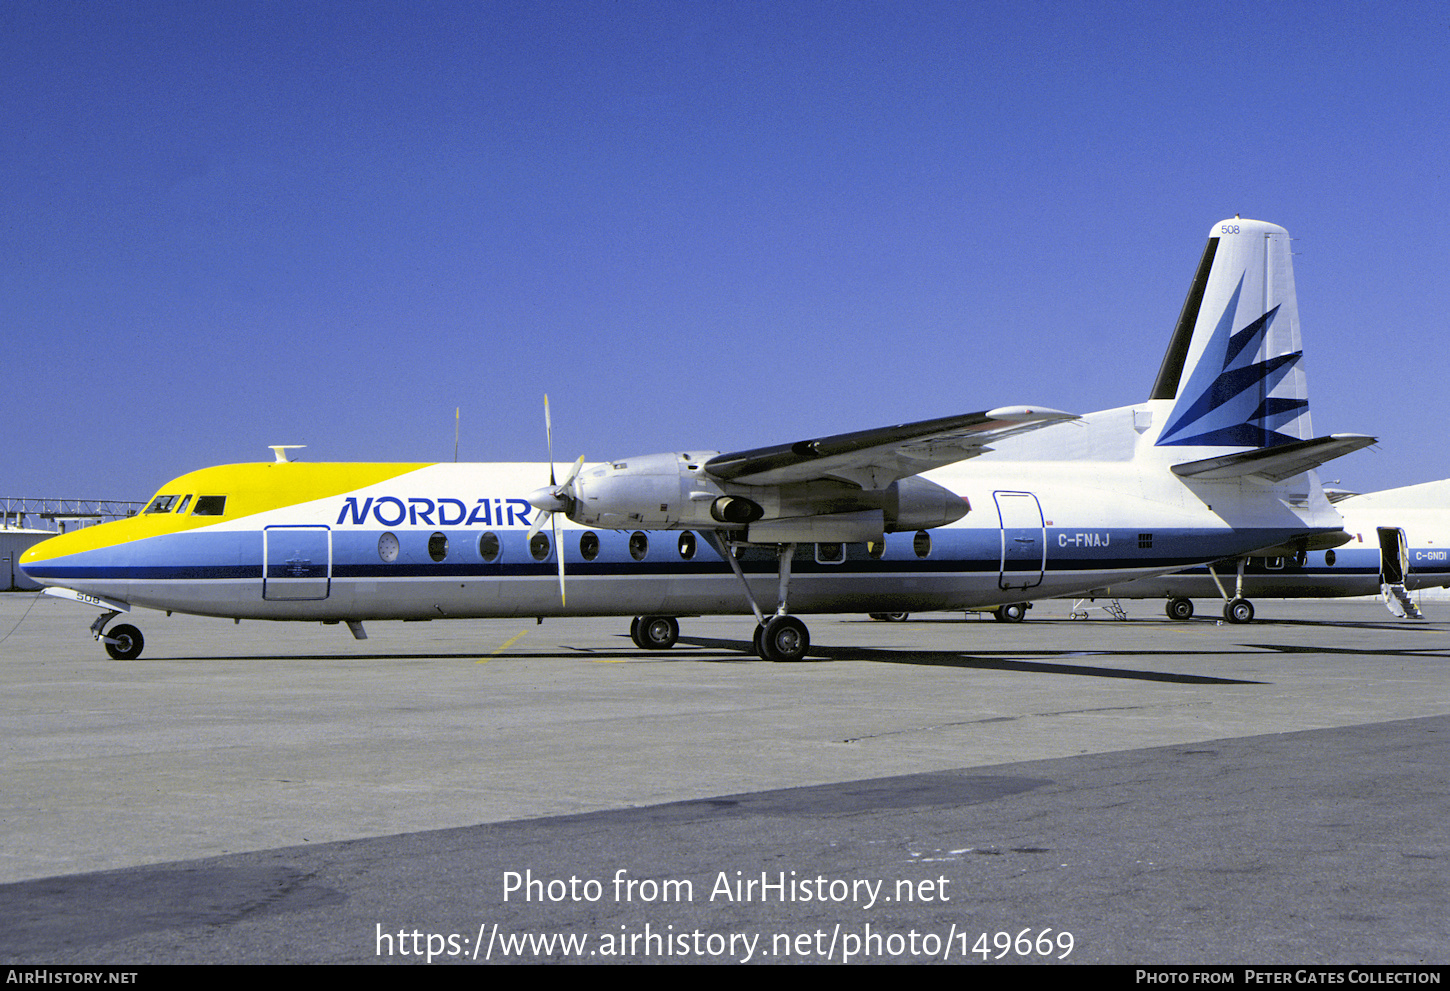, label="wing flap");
[704,406,1077,488]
